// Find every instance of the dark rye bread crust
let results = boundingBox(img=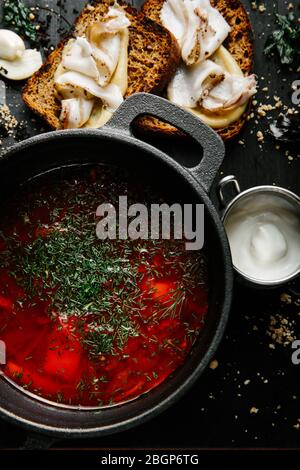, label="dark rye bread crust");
[22,0,181,130]
[138,0,254,140]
